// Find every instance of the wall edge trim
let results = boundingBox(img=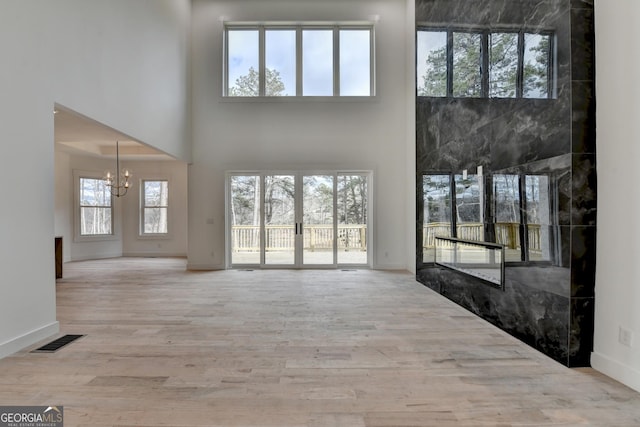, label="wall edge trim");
[591,351,640,393]
[0,322,60,359]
